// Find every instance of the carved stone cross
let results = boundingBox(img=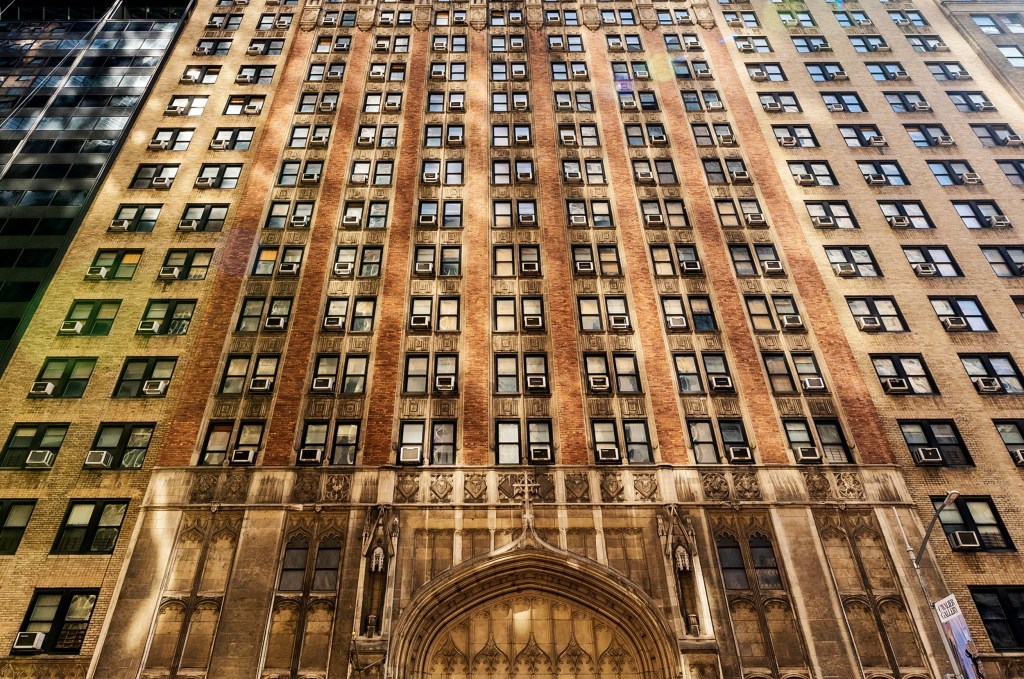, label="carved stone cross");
[511,472,541,528]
